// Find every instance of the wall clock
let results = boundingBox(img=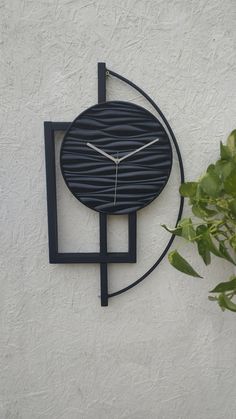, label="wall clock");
[44,63,184,306]
[60,101,172,214]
